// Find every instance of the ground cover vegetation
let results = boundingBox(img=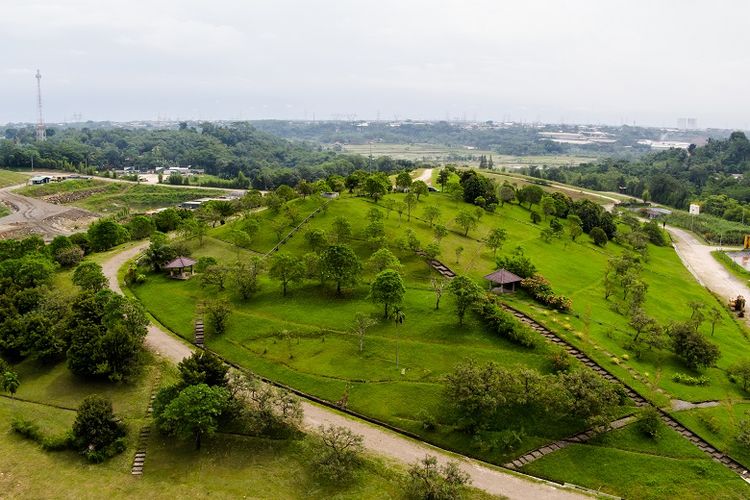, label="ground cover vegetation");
[127,167,750,496]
